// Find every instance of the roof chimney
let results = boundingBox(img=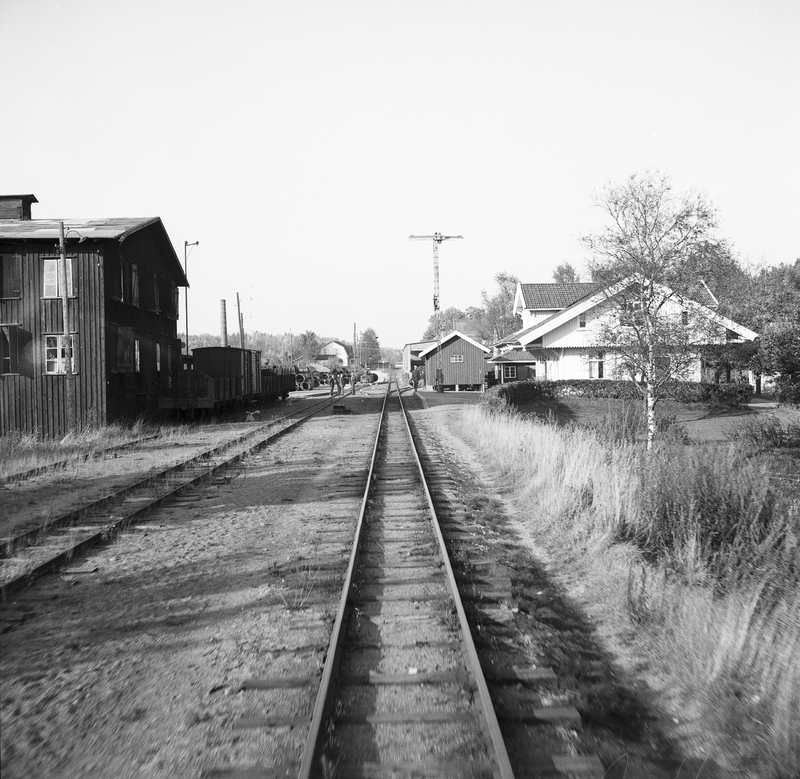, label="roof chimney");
[0,194,38,220]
